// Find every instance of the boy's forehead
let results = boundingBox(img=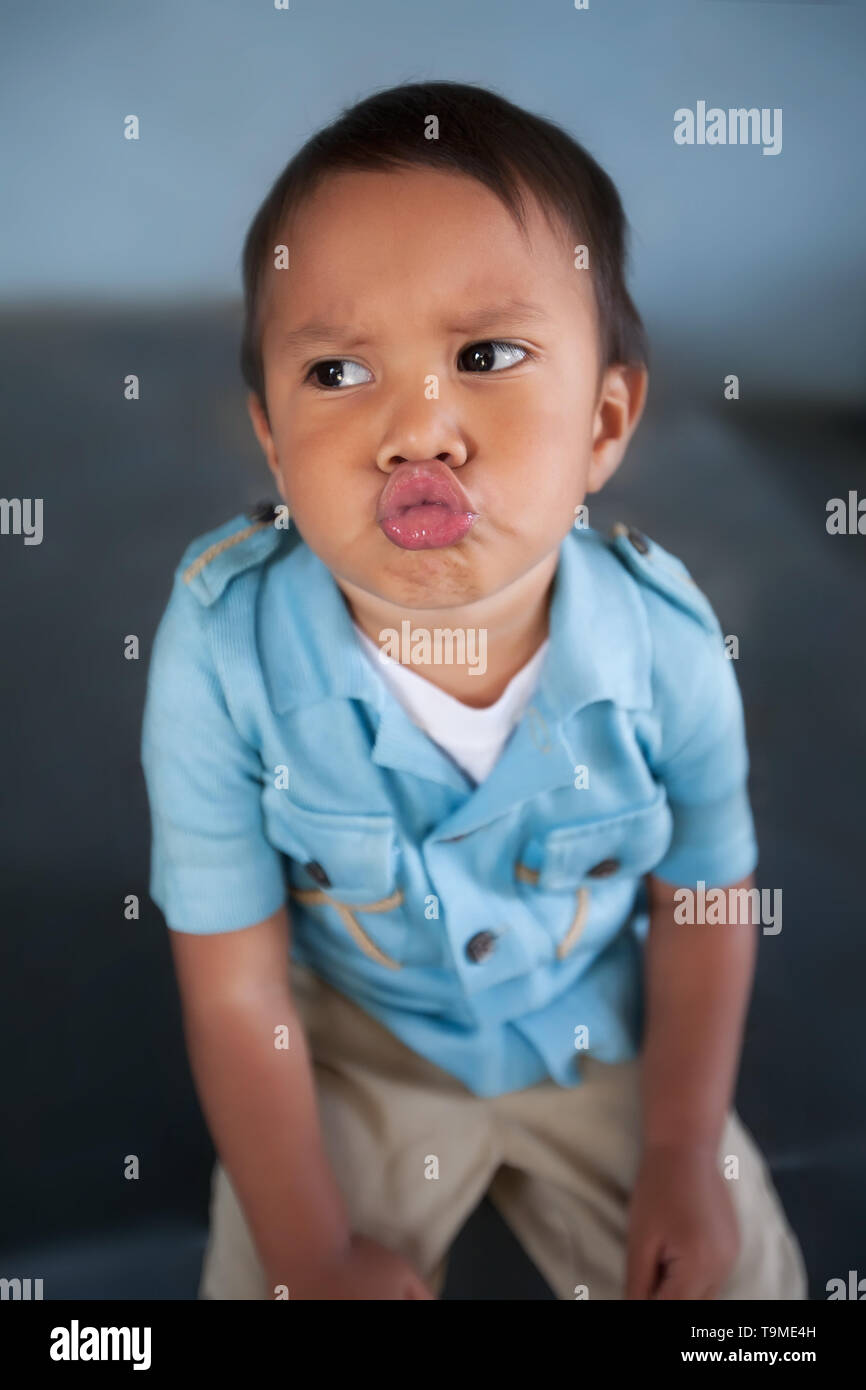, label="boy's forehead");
[262,166,591,343]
